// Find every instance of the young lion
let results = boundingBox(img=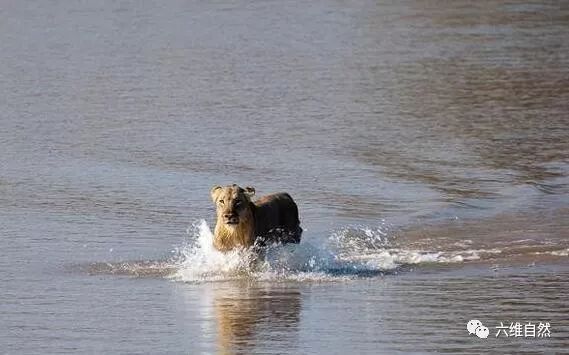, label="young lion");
[210,184,302,252]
